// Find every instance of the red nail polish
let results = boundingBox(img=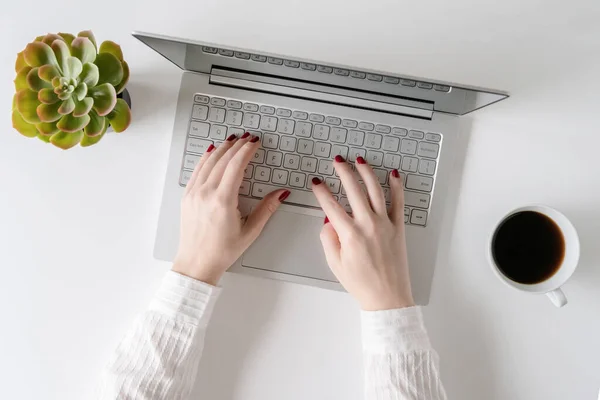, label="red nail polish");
[250,136,259,143]
[324,216,329,224]
[226,134,236,141]
[241,132,250,139]
[392,169,400,178]
[278,190,291,202]
[206,144,215,152]
[334,155,345,163]
[312,177,322,186]
[356,156,366,164]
